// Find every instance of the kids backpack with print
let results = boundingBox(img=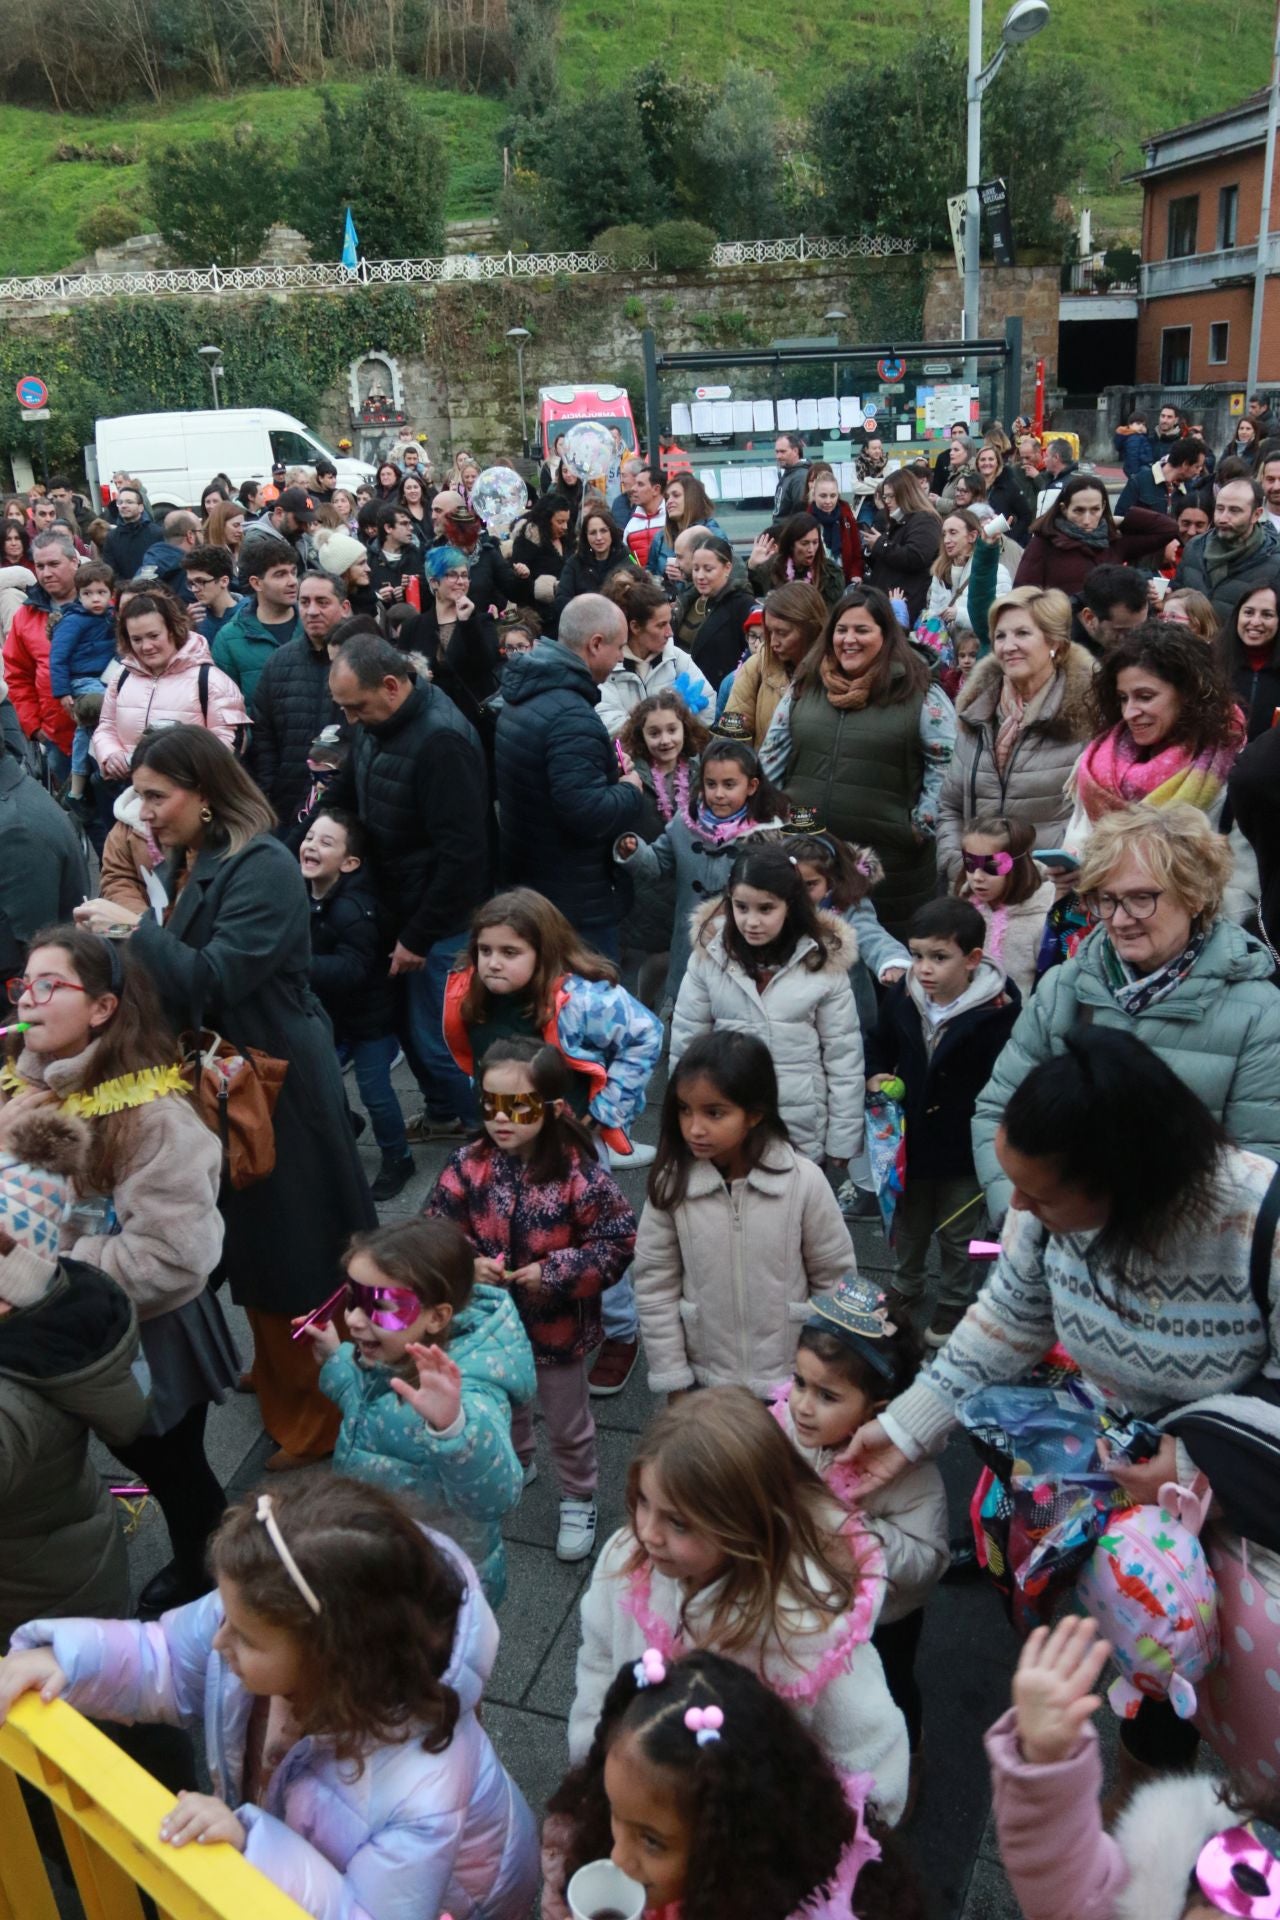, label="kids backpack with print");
[1076,1477,1220,1720]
